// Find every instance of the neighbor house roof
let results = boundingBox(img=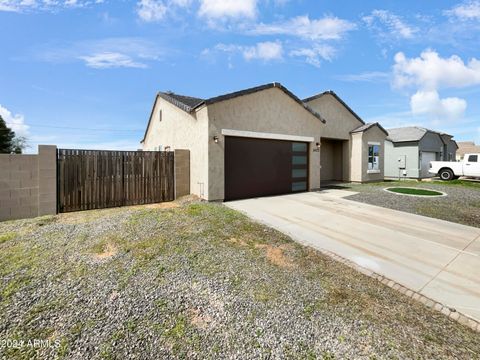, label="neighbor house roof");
[387,126,455,144]
[303,91,366,125]
[457,141,480,156]
[351,122,389,136]
[141,83,326,142]
[387,127,428,142]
